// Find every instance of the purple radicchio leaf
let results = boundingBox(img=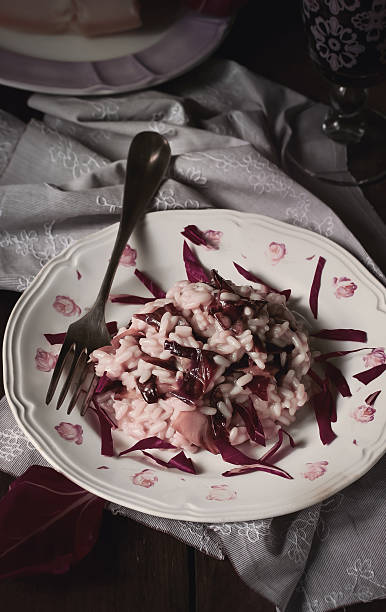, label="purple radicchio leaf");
[183,241,210,283]
[0,465,105,580]
[365,390,381,406]
[136,375,159,404]
[353,364,386,385]
[309,256,326,319]
[134,269,166,299]
[233,399,265,446]
[311,385,337,445]
[323,361,352,398]
[133,303,180,331]
[90,399,115,457]
[44,321,118,345]
[119,436,176,456]
[311,328,367,342]
[141,450,196,475]
[181,224,208,247]
[110,294,156,305]
[233,262,290,300]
